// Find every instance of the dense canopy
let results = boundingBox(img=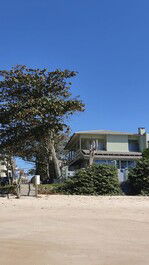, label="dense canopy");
[0,65,85,179]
